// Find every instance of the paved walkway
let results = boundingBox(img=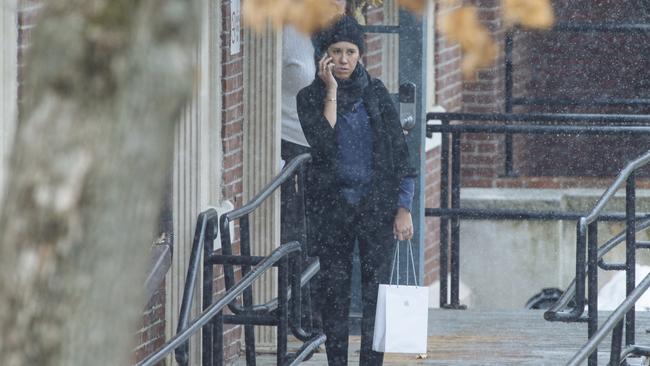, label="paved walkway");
[236,309,650,365]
